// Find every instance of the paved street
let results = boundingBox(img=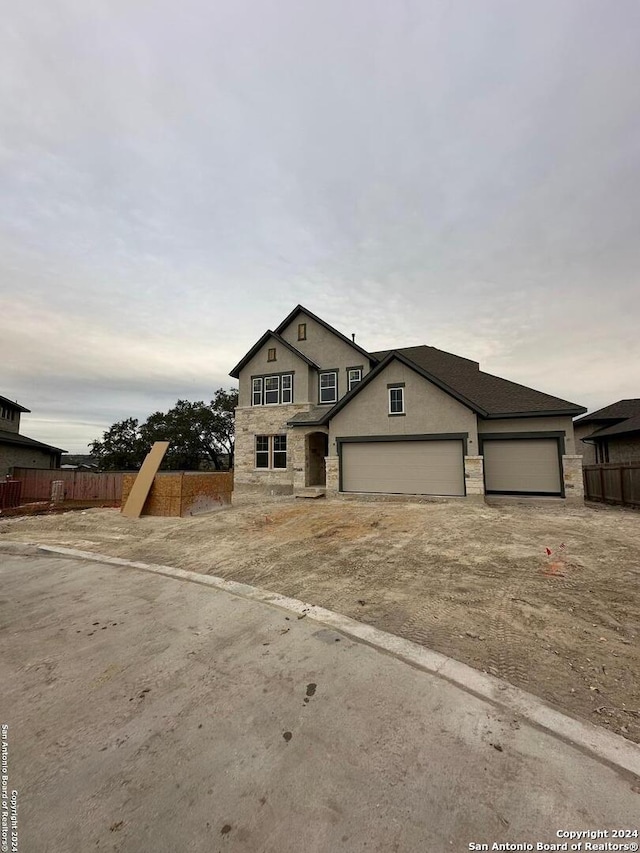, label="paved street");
[2,552,639,852]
